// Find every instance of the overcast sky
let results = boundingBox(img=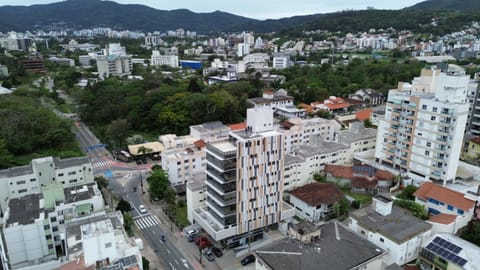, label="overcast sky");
[1,0,426,19]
